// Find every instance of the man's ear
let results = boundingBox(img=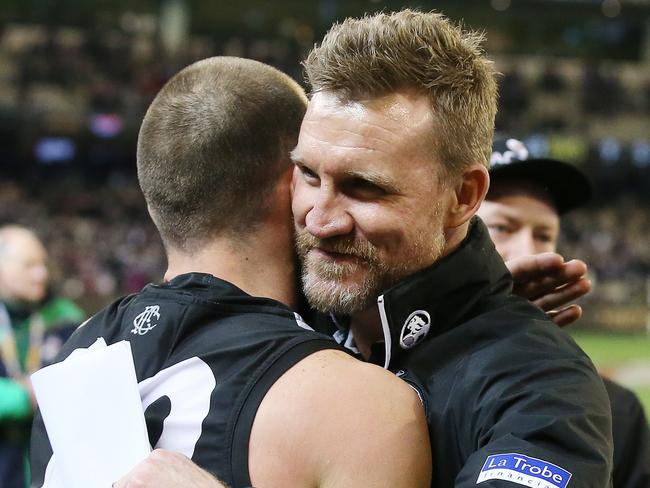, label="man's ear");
[290,164,300,197]
[445,164,490,228]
